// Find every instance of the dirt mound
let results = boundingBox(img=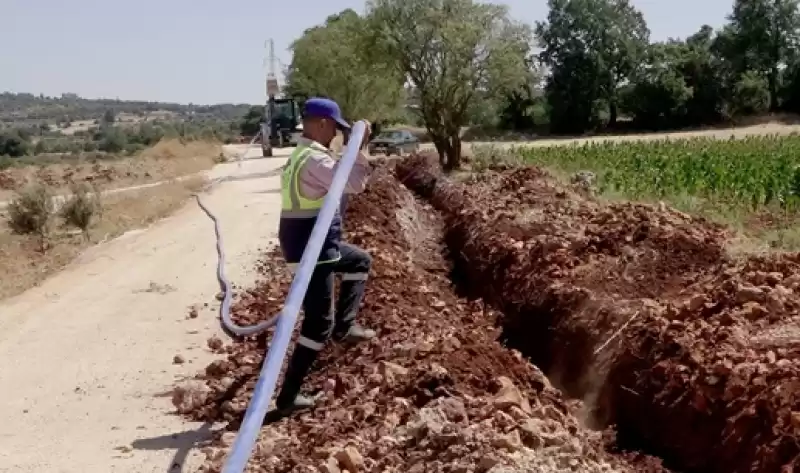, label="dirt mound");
[174,166,665,472]
[398,153,800,473]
